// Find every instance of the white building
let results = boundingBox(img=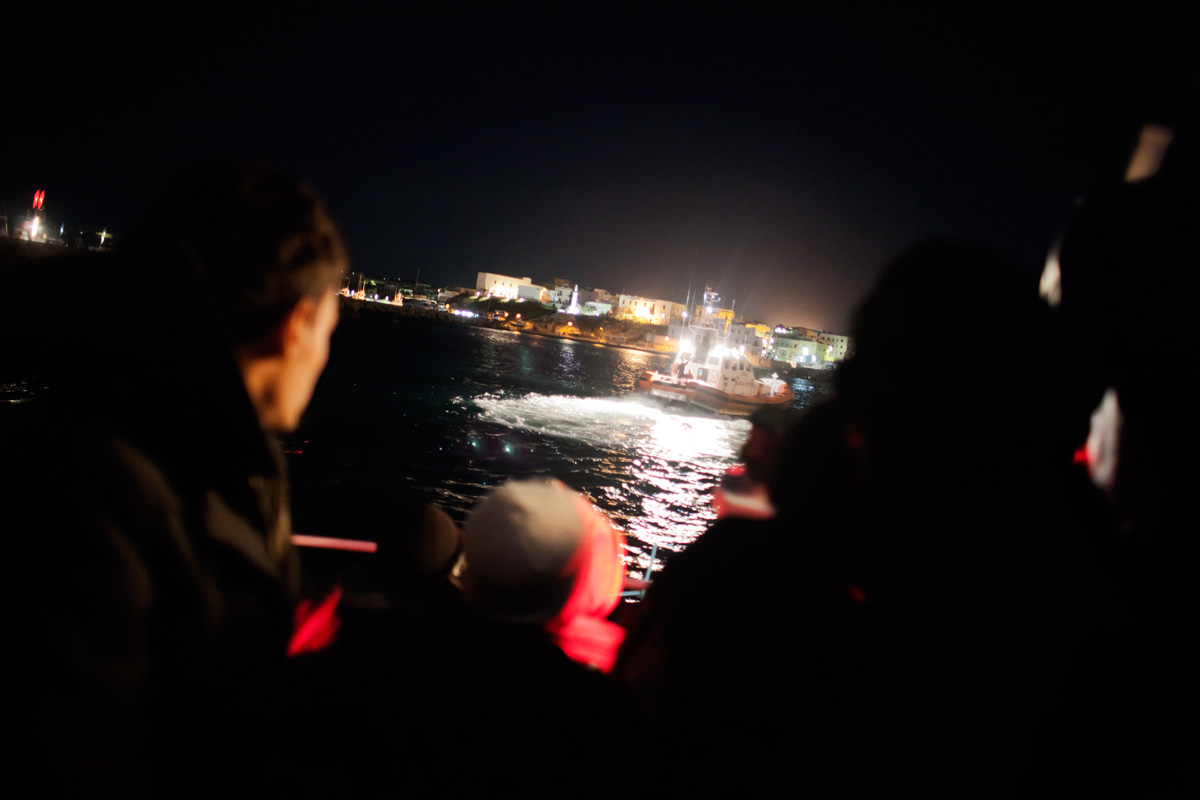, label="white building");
[773,337,826,366]
[617,295,685,325]
[550,285,576,309]
[815,331,853,361]
[516,283,549,303]
[476,272,534,299]
[727,321,770,357]
[549,285,619,311]
[581,301,613,316]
